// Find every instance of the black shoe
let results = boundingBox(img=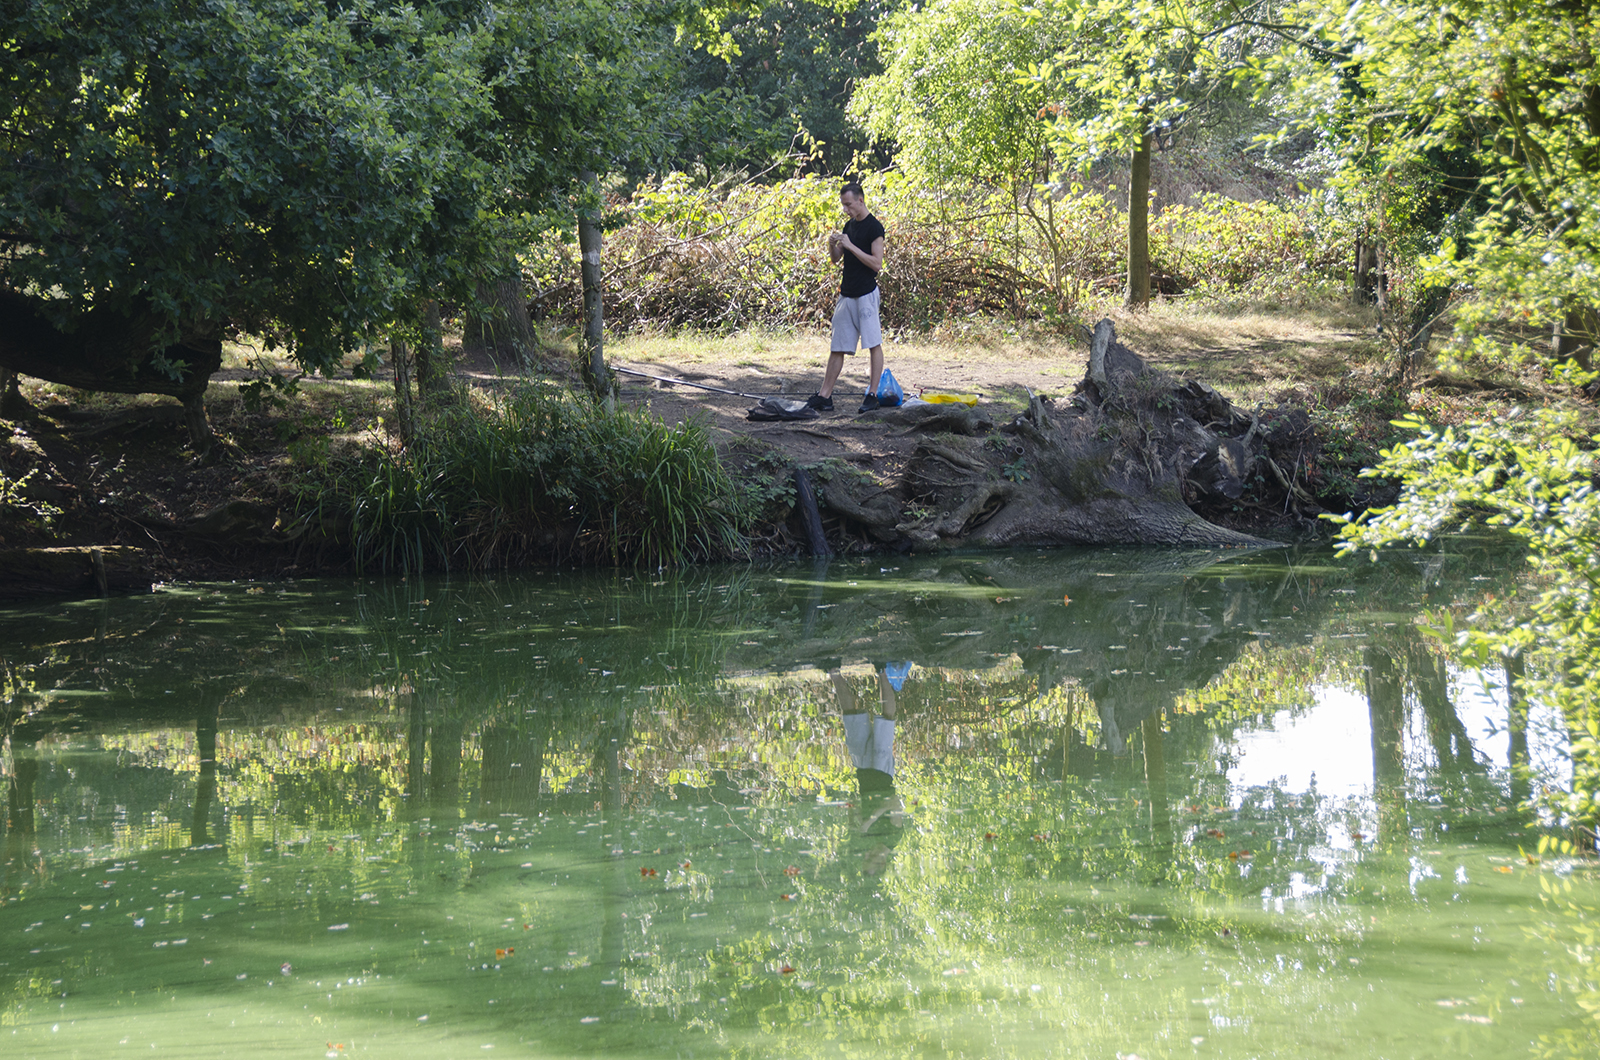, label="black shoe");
[805,393,834,412]
[858,394,881,414]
